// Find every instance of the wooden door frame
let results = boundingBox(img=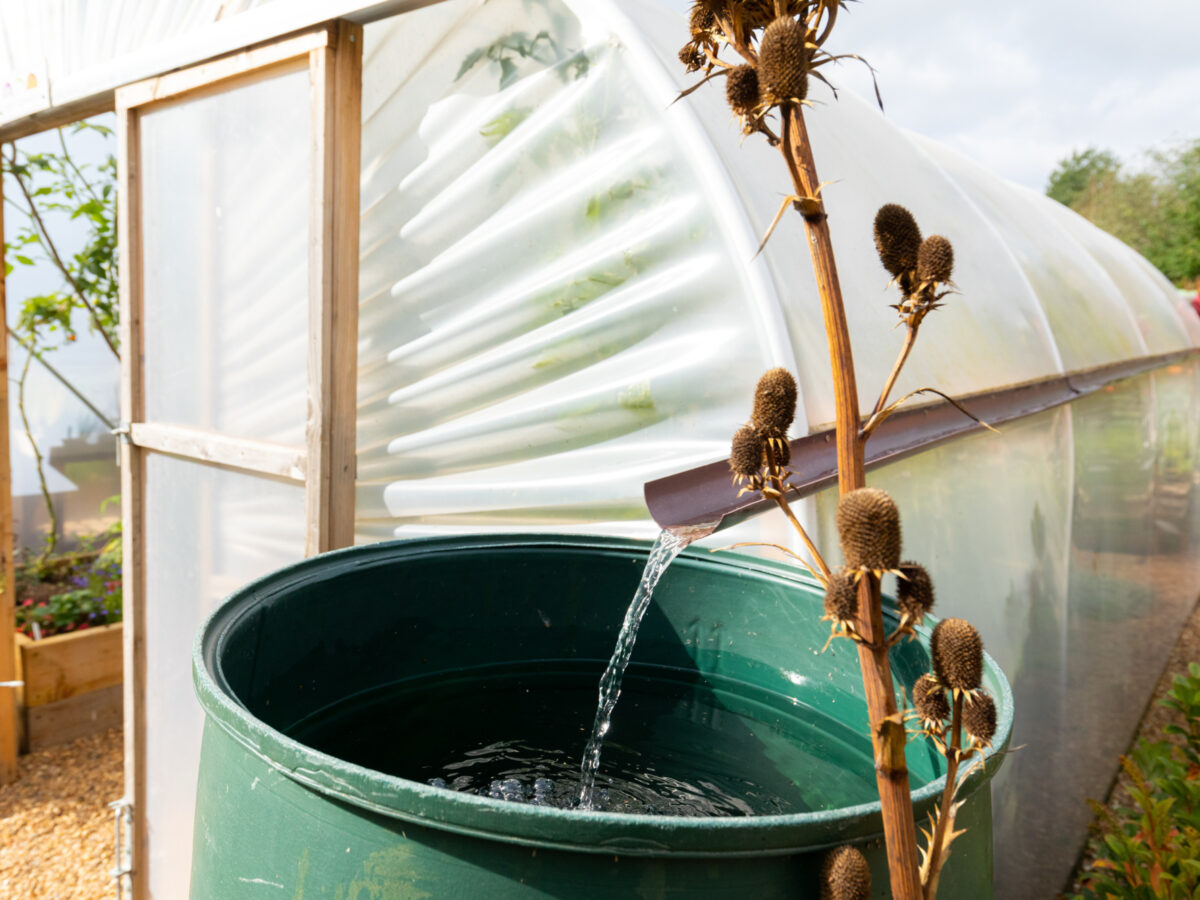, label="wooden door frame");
[116,21,361,898]
[0,160,17,786]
